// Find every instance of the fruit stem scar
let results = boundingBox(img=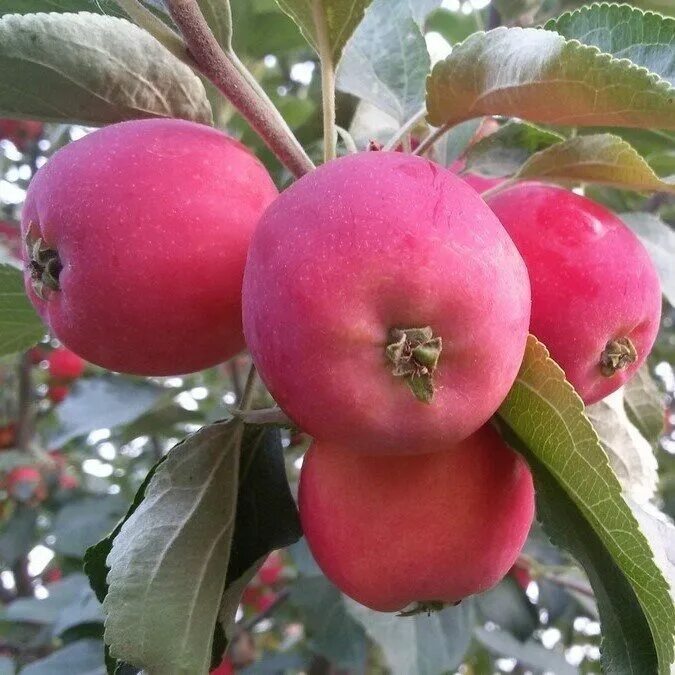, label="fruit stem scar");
[25,221,62,300]
[385,326,442,404]
[599,337,637,377]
